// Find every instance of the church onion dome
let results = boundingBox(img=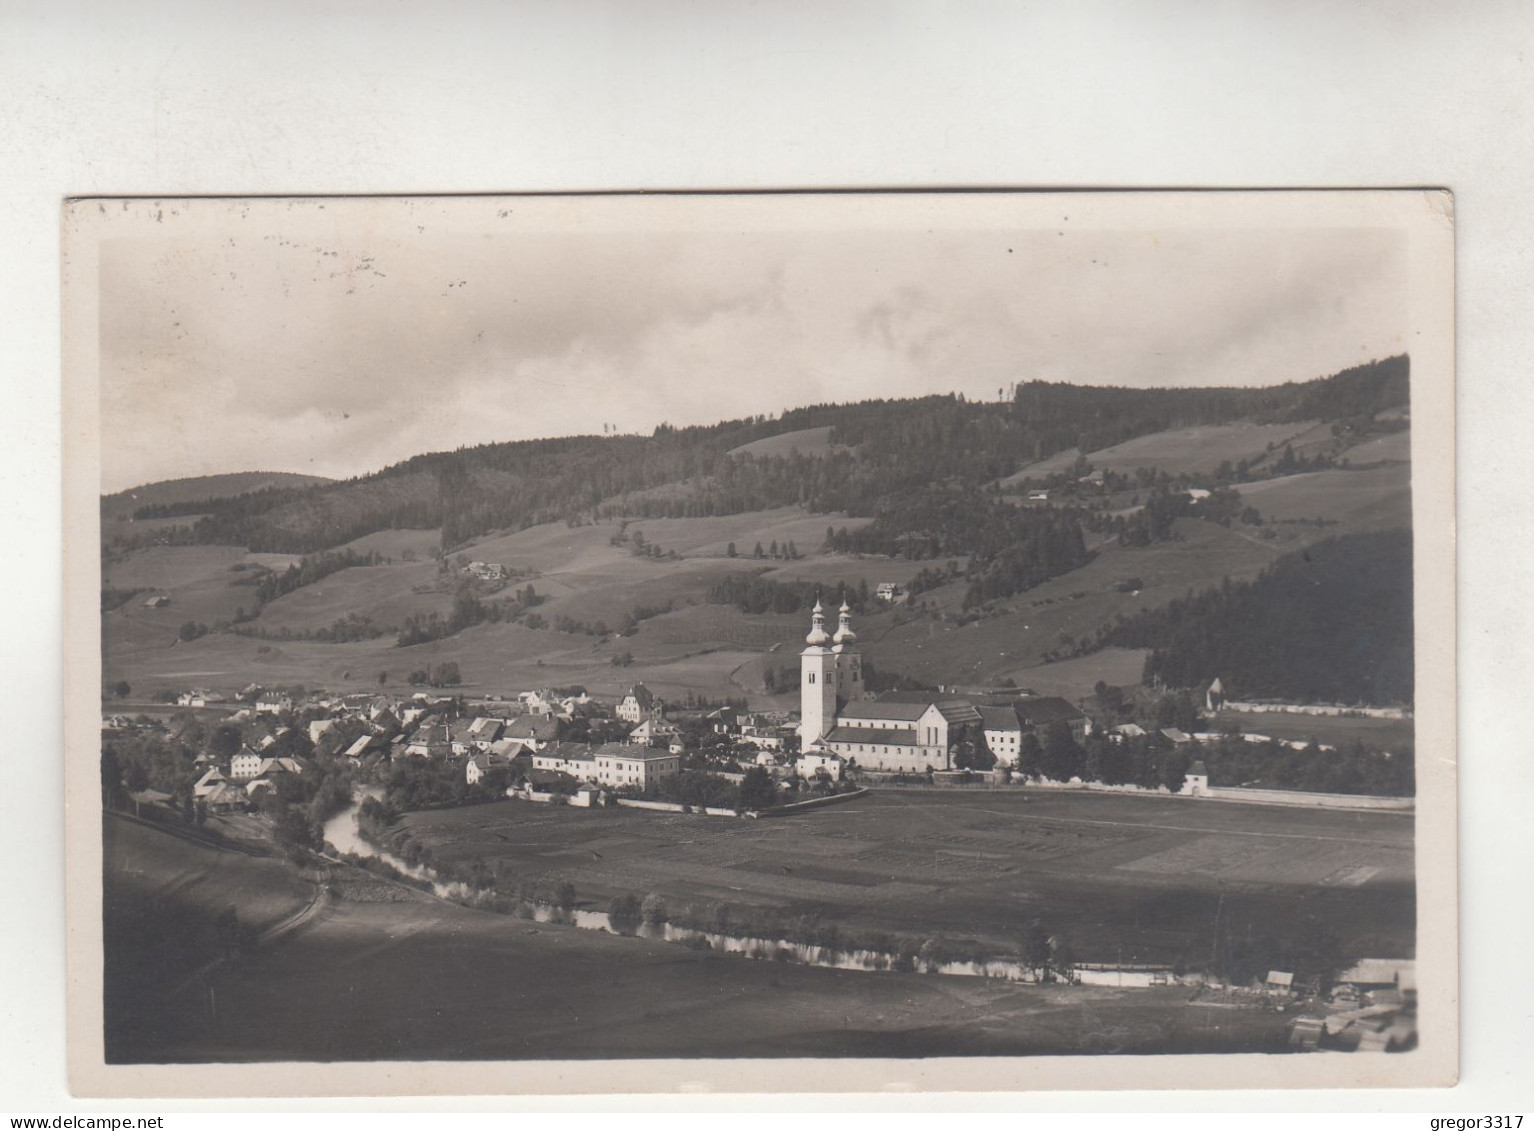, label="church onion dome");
[805,599,831,647]
[832,600,857,646]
